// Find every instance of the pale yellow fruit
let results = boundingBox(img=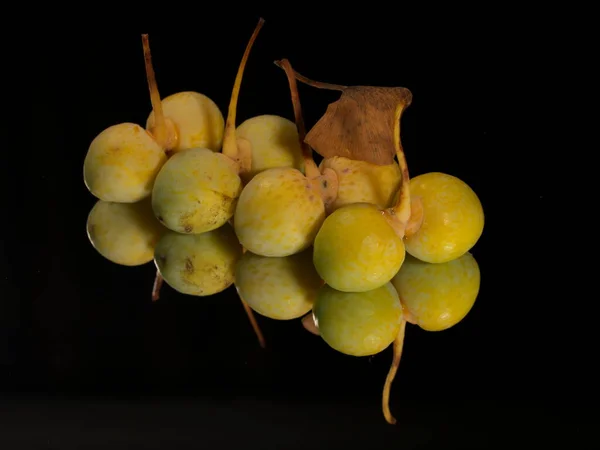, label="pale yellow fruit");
[319,156,402,212]
[404,172,484,264]
[152,148,242,234]
[313,203,405,292]
[83,123,167,203]
[234,167,325,257]
[236,115,304,182]
[146,91,225,153]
